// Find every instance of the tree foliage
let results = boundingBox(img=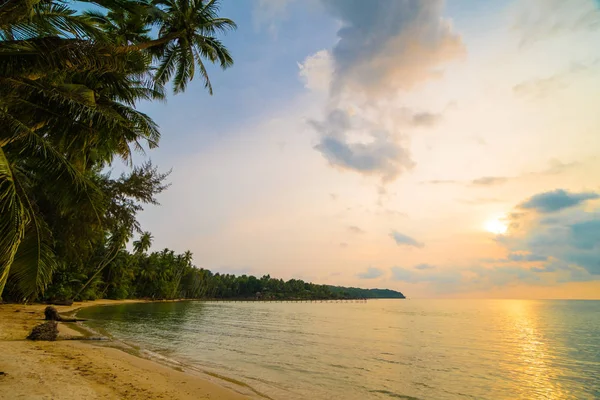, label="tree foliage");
[0,0,235,301]
[46,244,405,301]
